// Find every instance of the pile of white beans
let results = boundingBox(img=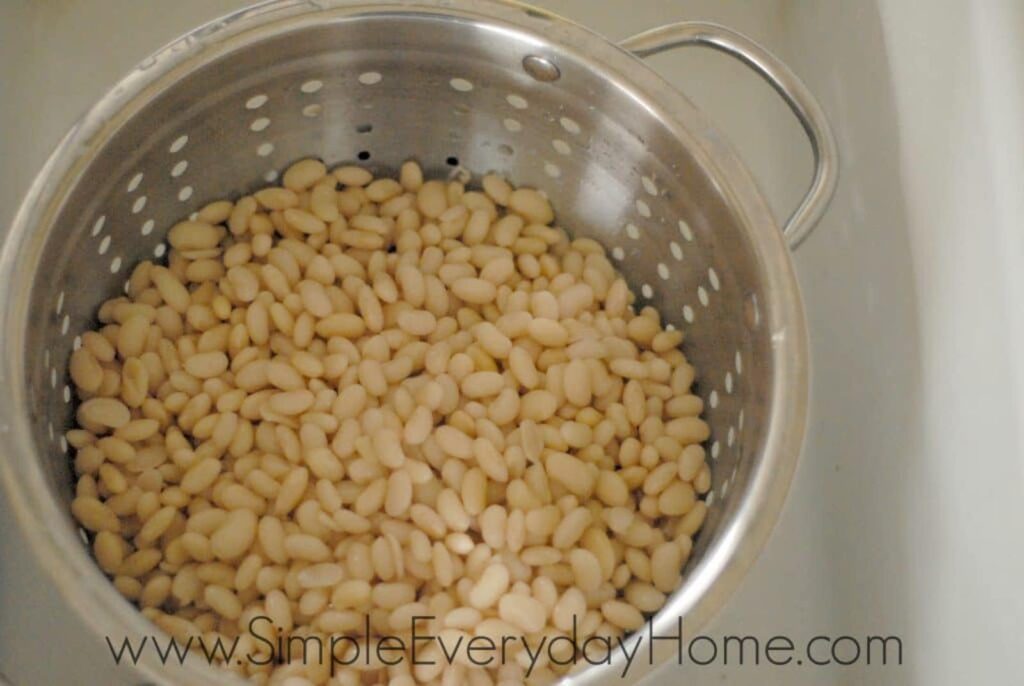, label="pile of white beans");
[67,159,711,685]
